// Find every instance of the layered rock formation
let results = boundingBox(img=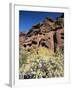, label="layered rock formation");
[19,14,64,53]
